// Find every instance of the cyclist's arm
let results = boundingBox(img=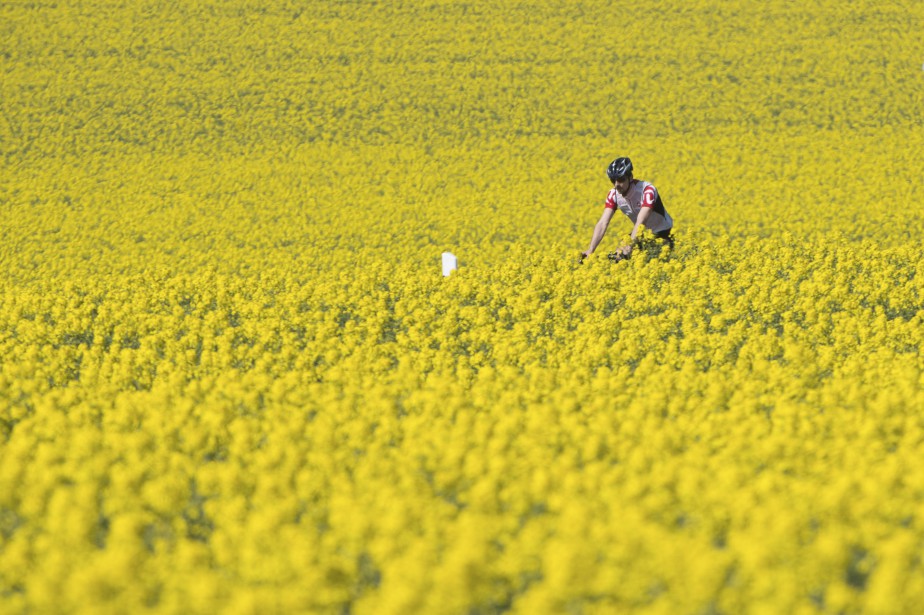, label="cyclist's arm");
[583,207,616,256]
[629,206,653,242]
